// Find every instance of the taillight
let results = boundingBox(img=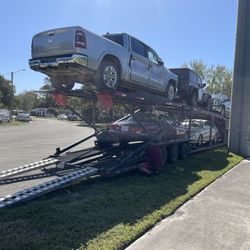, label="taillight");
[129,126,143,134]
[75,30,87,48]
[109,124,120,131]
